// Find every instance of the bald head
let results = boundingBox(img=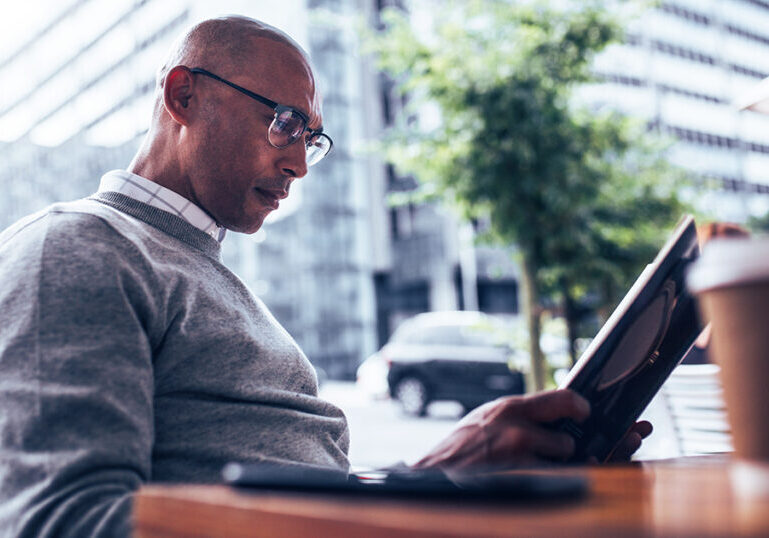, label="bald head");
[148,14,321,135]
[158,16,310,83]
